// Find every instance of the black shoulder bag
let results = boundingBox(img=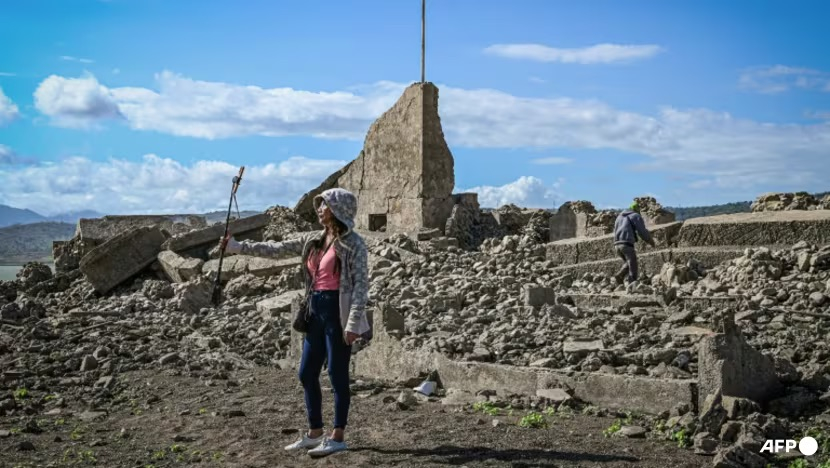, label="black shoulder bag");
[292,239,334,333]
